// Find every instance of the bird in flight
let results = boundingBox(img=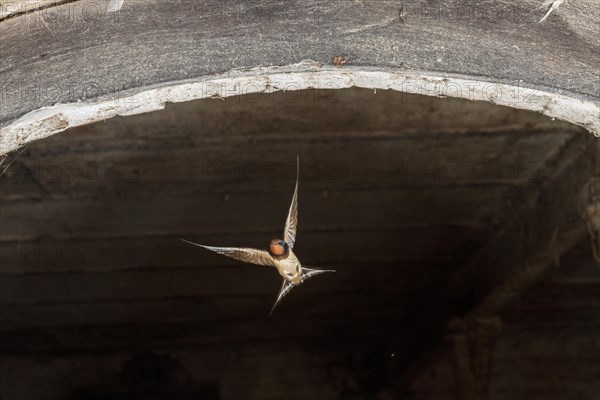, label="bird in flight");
[182,156,335,314]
